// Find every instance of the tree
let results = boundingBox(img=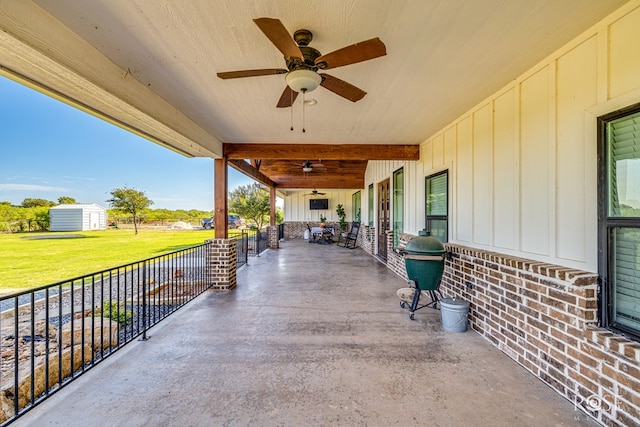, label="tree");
[33,210,50,231]
[275,207,284,225]
[107,187,153,234]
[58,196,77,204]
[229,184,270,230]
[22,198,55,208]
[336,204,347,231]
